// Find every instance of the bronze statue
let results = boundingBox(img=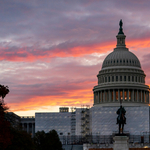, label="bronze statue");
[116,105,126,134]
[118,19,124,34]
